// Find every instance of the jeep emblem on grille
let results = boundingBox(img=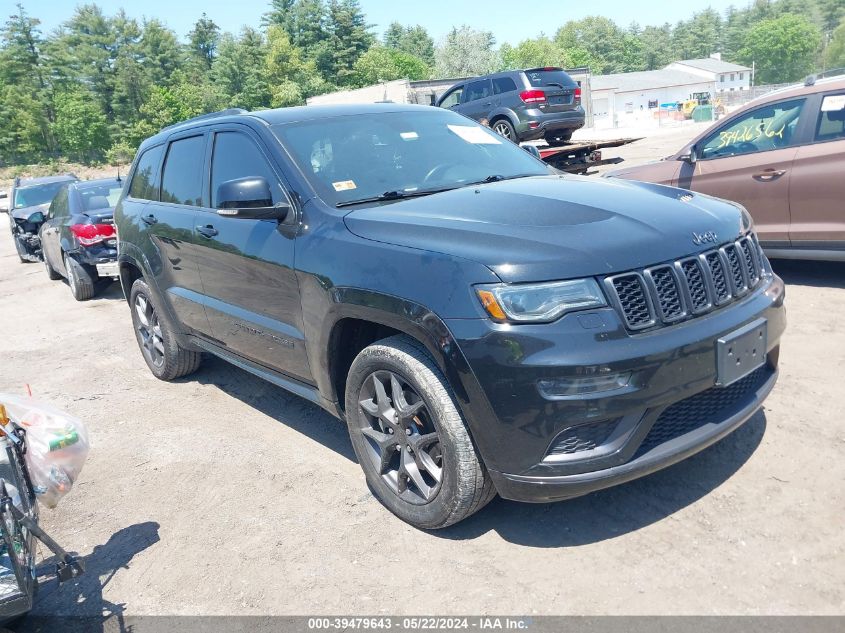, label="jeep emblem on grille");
[692,231,718,245]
